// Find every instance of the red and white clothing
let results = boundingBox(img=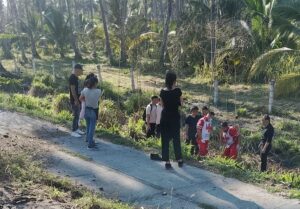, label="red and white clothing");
[222,126,239,159]
[197,115,213,156]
